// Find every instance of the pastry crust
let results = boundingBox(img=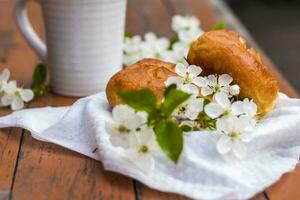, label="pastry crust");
[187,30,279,116]
[106,59,176,106]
